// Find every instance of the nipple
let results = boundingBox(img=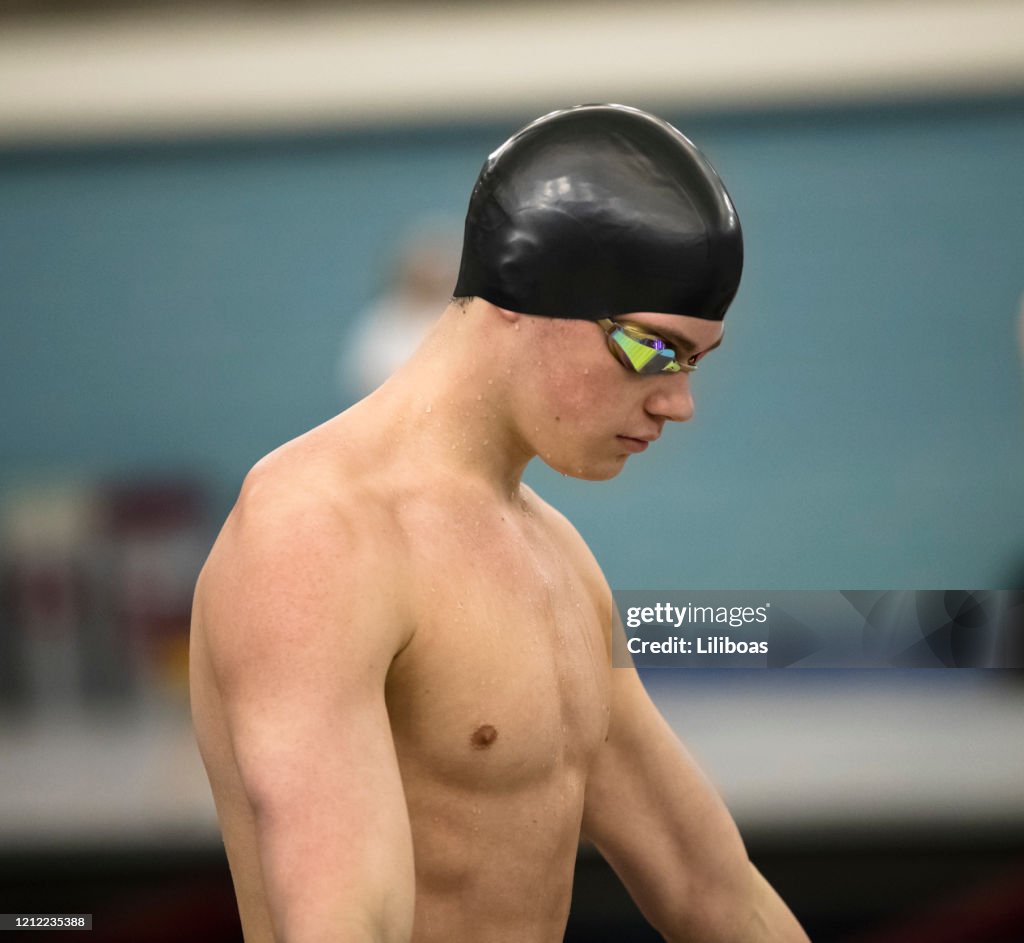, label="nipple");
[470,724,498,749]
